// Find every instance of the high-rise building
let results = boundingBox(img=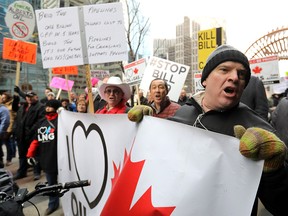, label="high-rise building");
[153,16,226,94]
[175,16,192,93]
[153,39,176,60]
